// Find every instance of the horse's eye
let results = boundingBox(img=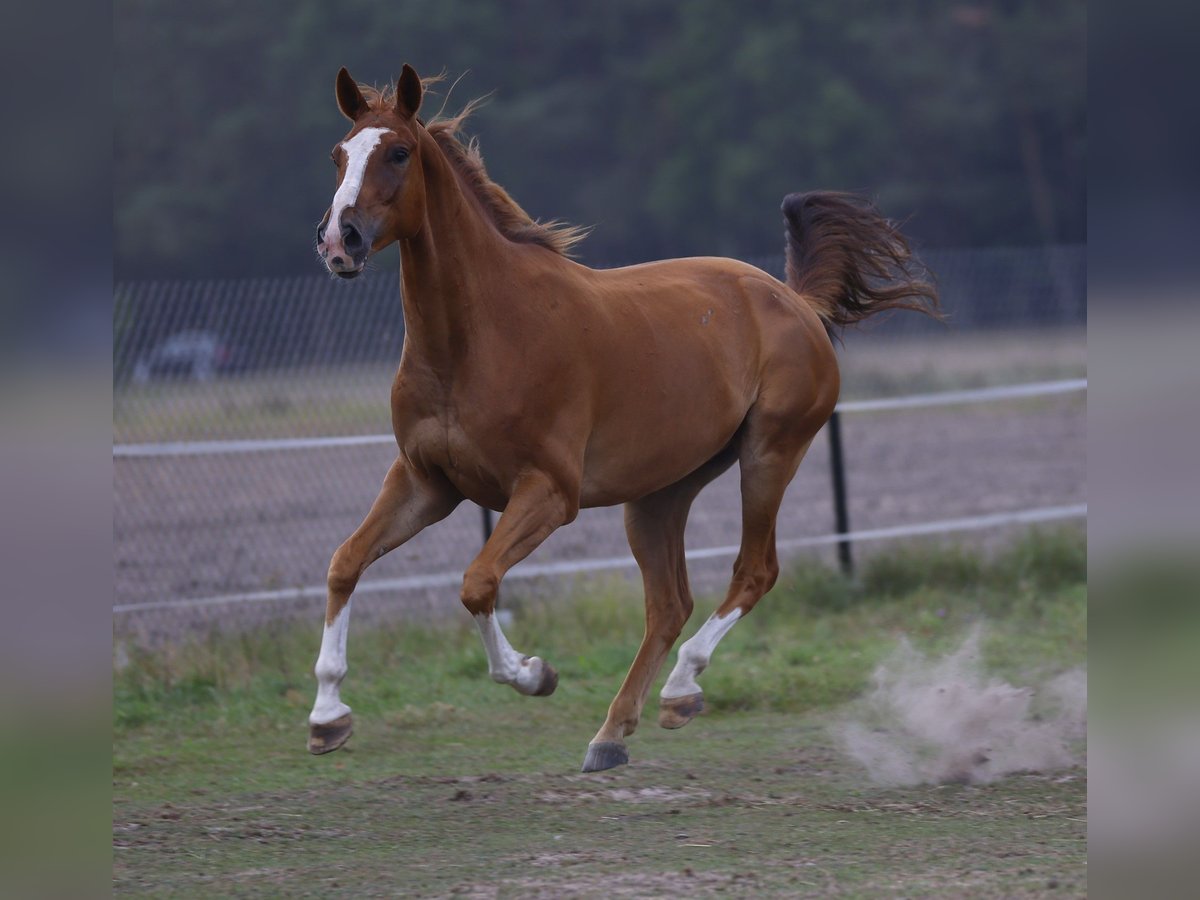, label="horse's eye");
[391,147,410,164]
